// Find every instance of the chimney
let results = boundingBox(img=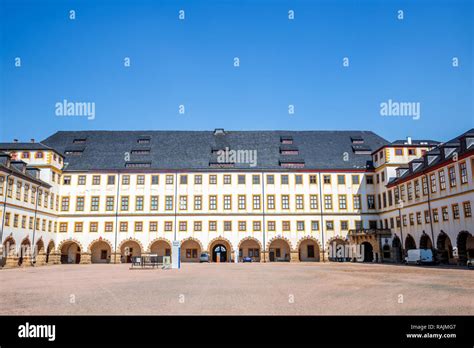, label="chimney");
[406,136,412,145]
[30,138,35,143]
[13,139,18,143]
